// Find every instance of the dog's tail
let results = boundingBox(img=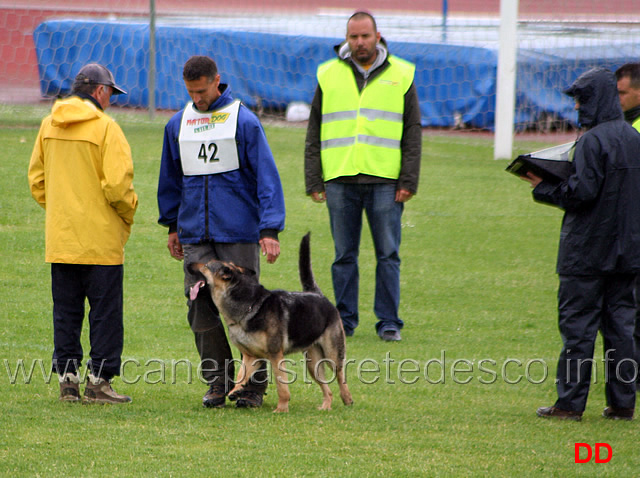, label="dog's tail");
[299,232,322,294]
